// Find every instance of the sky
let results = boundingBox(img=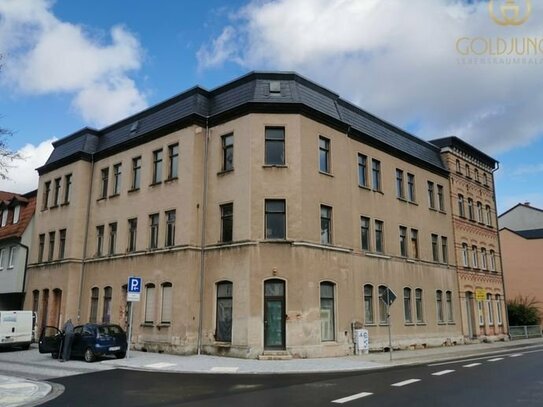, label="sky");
[0,0,542,214]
